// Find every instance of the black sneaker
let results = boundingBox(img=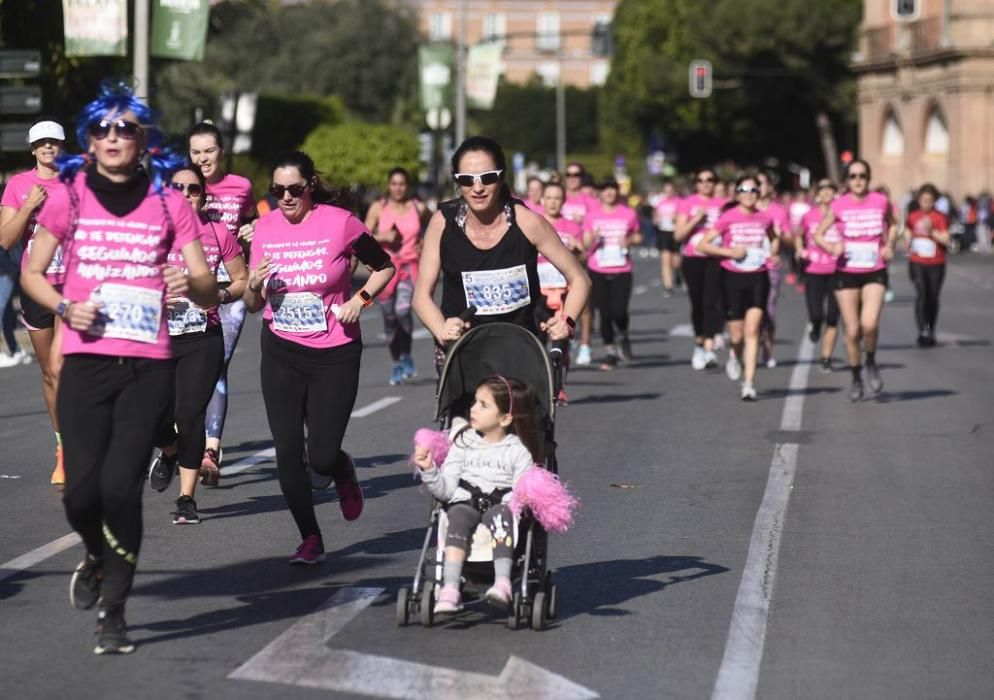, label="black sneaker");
[148,451,178,493]
[819,357,832,373]
[599,353,618,371]
[808,322,821,343]
[848,378,864,402]
[94,607,135,655]
[619,335,634,362]
[172,495,200,524]
[866,363,884,394]
[70,556,102,610]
